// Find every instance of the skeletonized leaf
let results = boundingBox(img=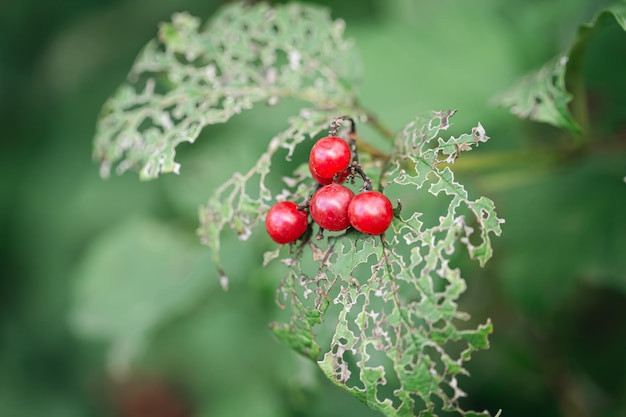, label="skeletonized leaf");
[270,111,503,416]
[93,3,360,180]
[197,109,364,286]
